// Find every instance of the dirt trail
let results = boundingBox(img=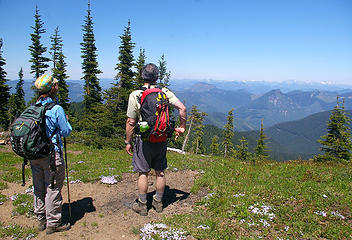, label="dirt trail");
[0,169,205,240]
